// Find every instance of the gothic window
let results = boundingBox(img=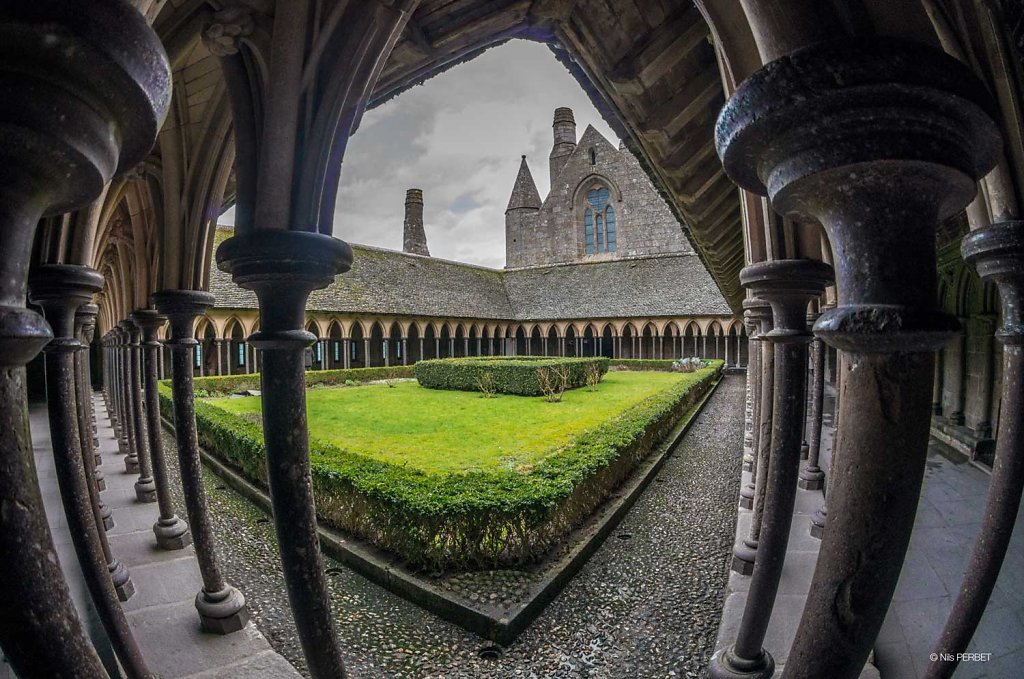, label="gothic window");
[333,341,340,362]
[194,345,202,368]
[589,148,596,165]
[237,343,245,366]
[583,186,617,254]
